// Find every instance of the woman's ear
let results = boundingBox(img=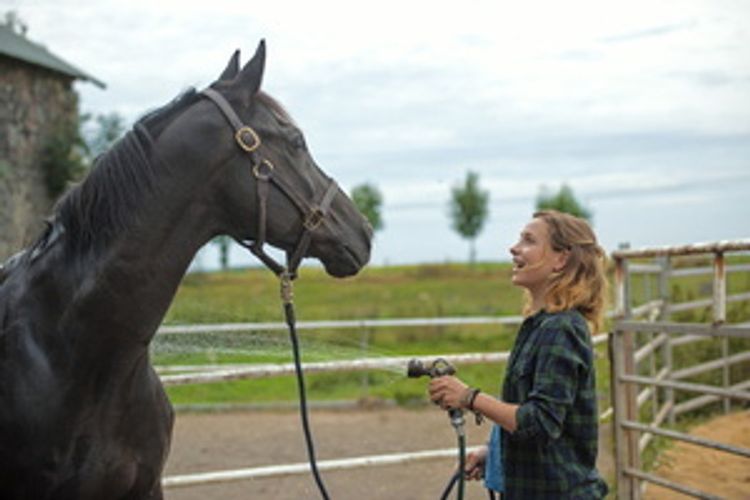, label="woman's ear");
[552,249,570,273]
